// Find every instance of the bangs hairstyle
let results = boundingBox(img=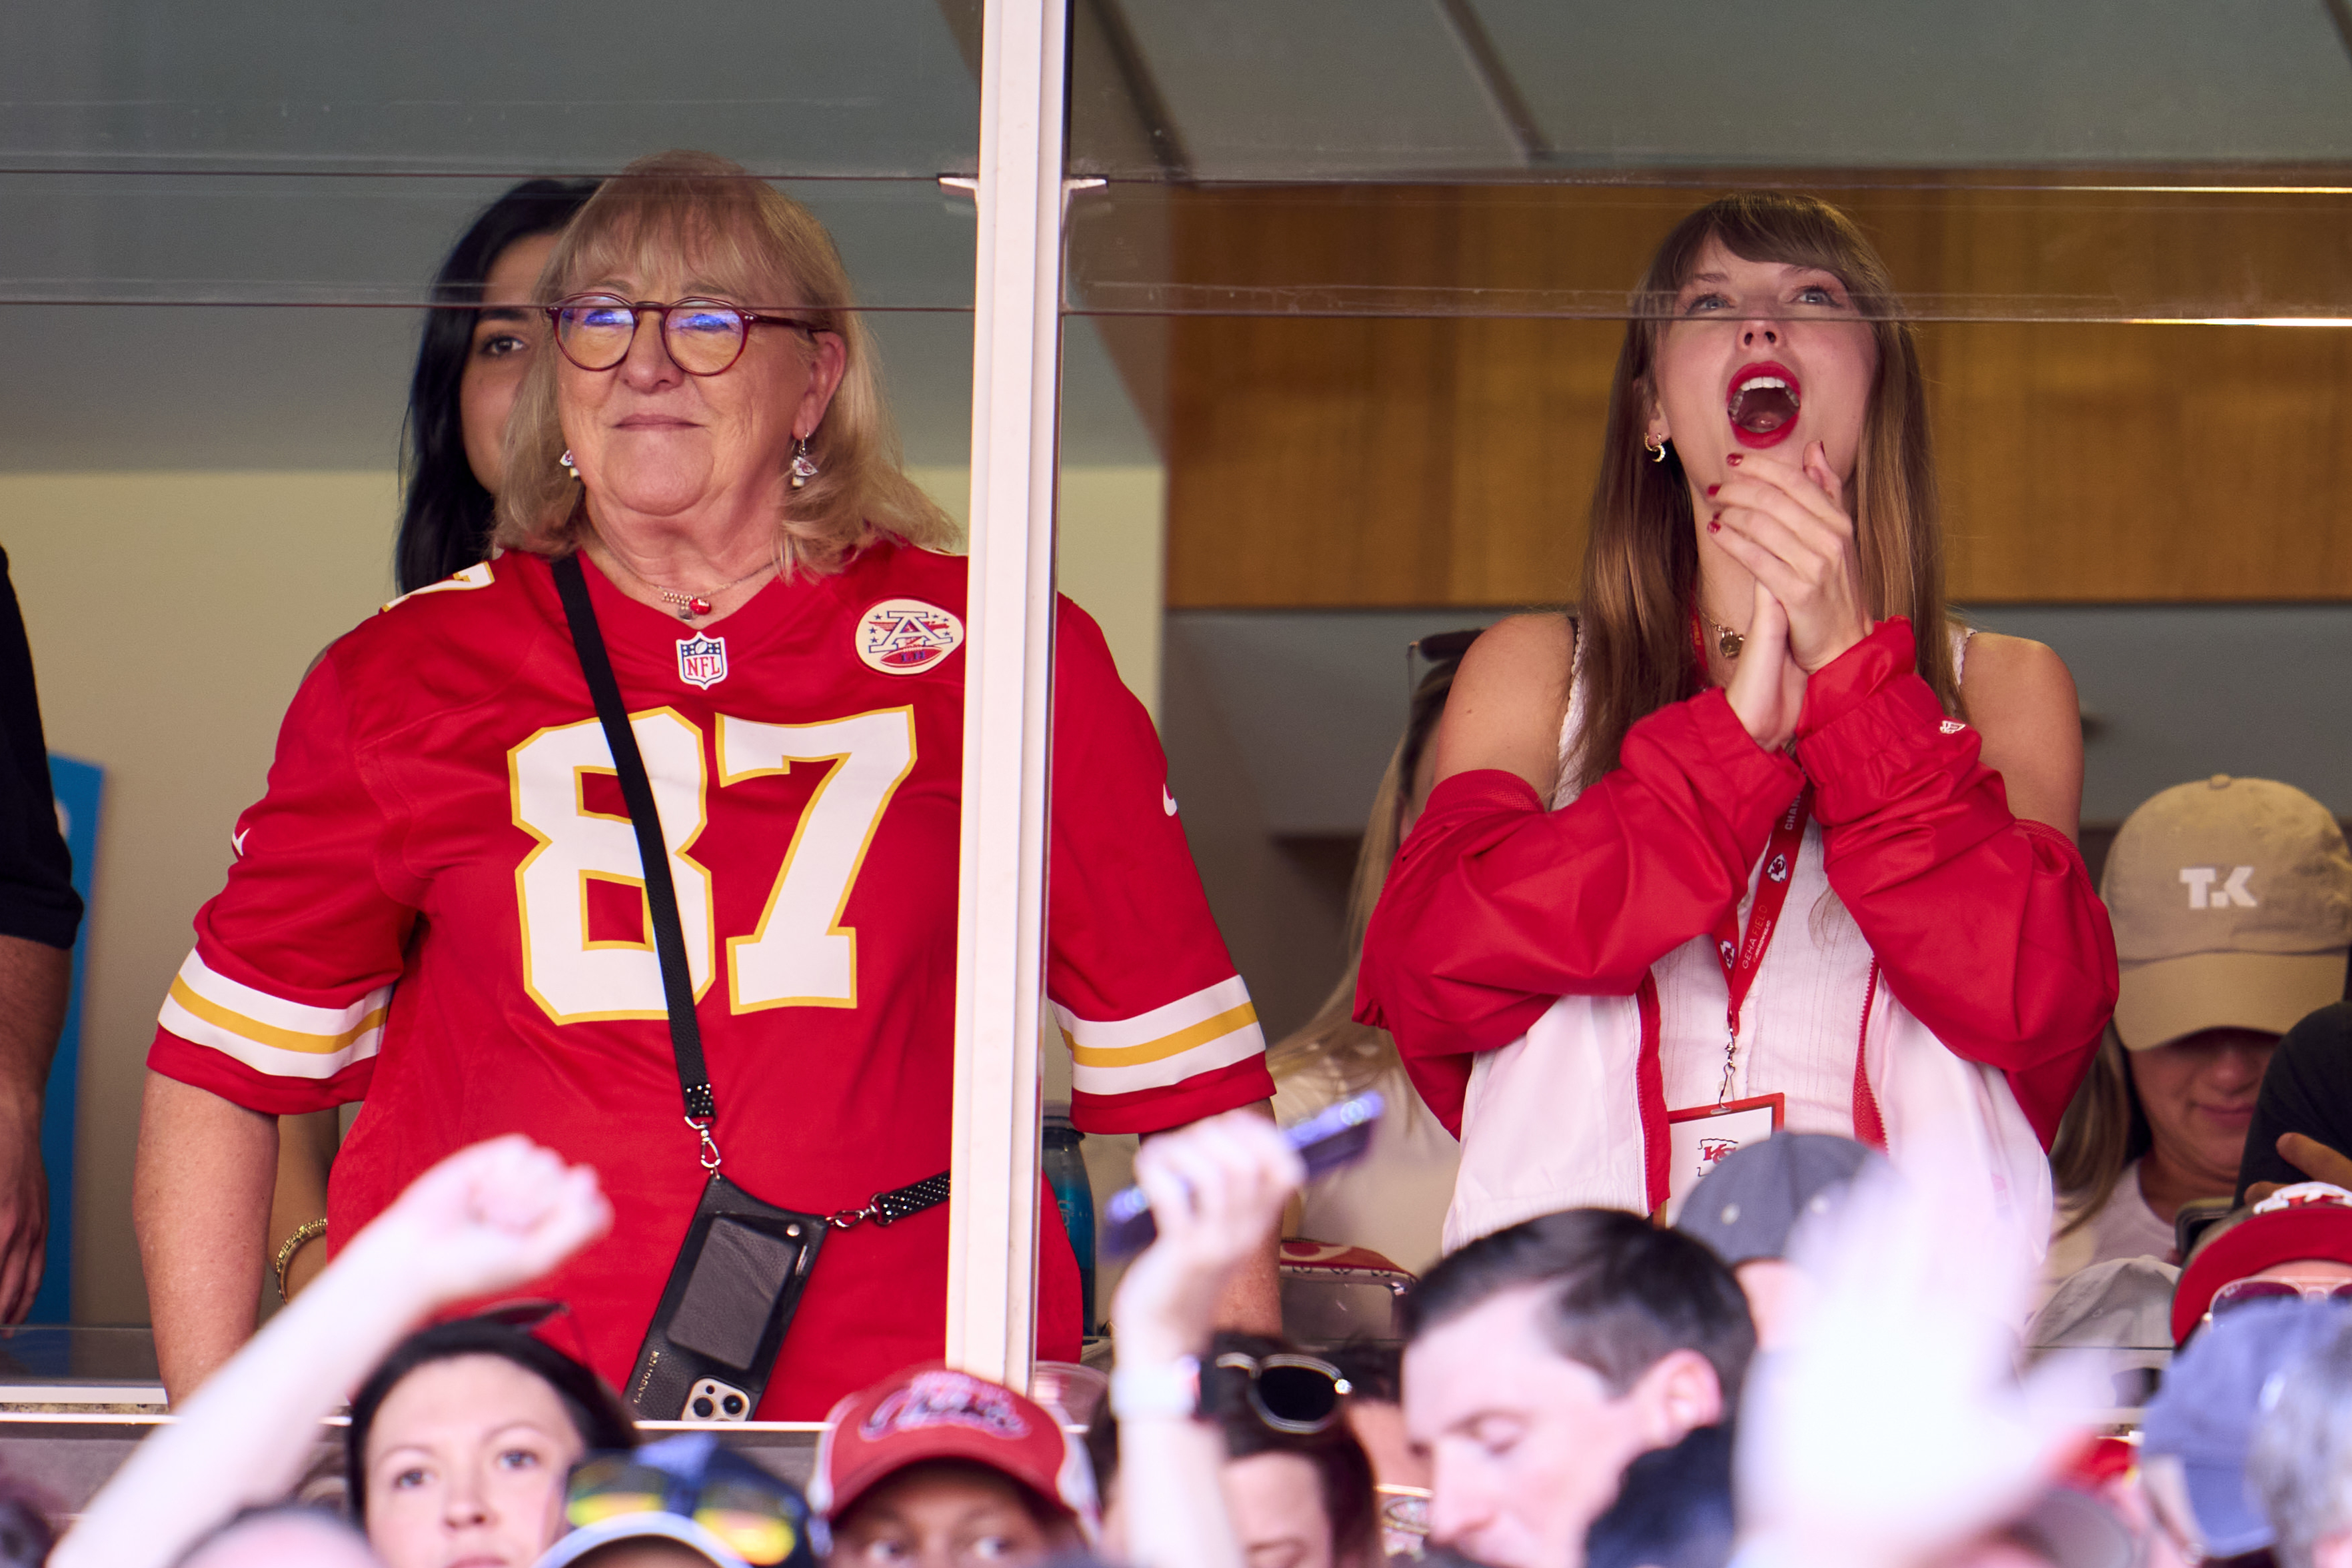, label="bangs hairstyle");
[497,149,956,571]
[1572,191,1956,790]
